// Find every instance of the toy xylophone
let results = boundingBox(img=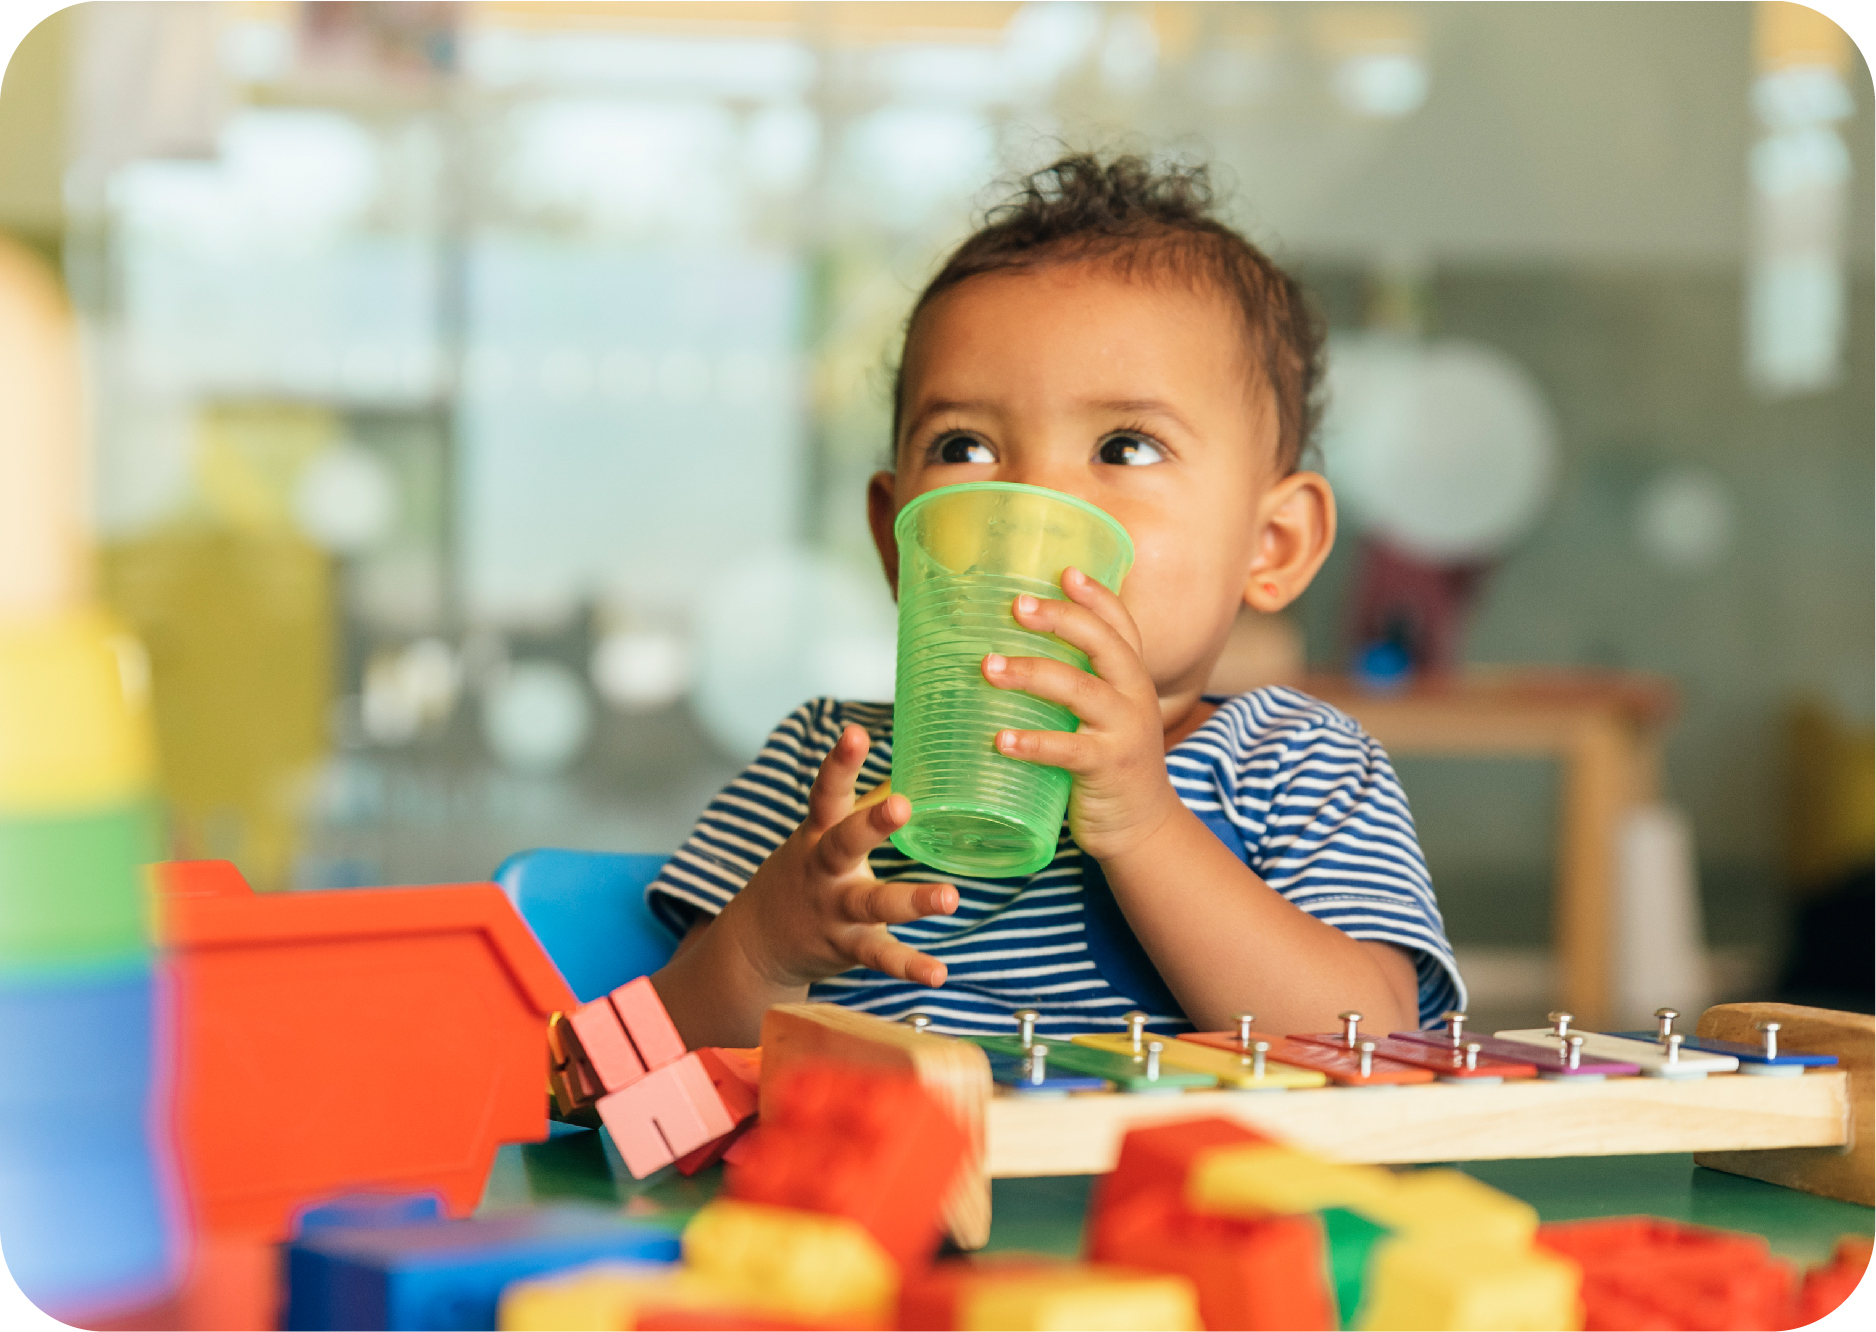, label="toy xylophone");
[760,999,1872,1248]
